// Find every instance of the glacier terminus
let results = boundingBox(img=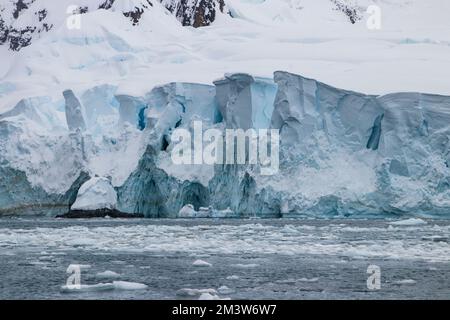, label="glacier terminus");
[1,71,449,218]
